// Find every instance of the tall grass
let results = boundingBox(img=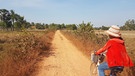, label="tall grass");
[0,31,55,76]
[60,30,108,57]
[122,31,135,76]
